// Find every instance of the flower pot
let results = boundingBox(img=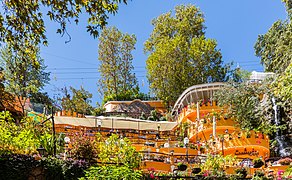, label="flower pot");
[253,160,264,168]
[177,164,187,171]
[192,167,201,174]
